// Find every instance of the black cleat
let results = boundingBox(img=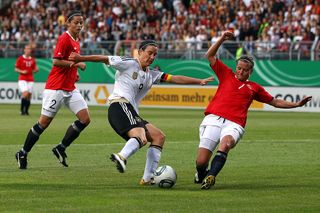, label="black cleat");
[15,151,27,169]
[110,153,126,173]
[194,169,209,184]
[52,146,68,167]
